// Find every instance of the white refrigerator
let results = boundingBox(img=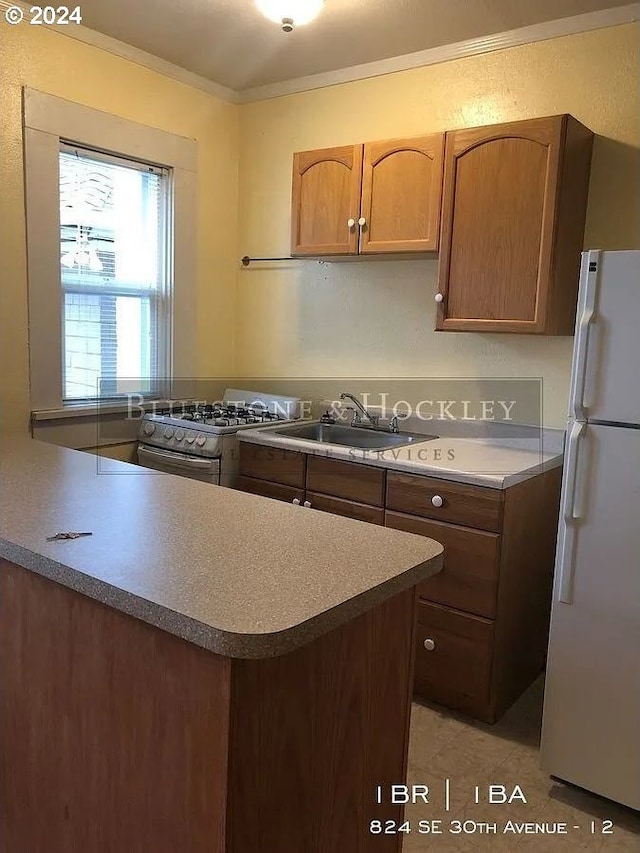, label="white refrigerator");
[541,249,640,810]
